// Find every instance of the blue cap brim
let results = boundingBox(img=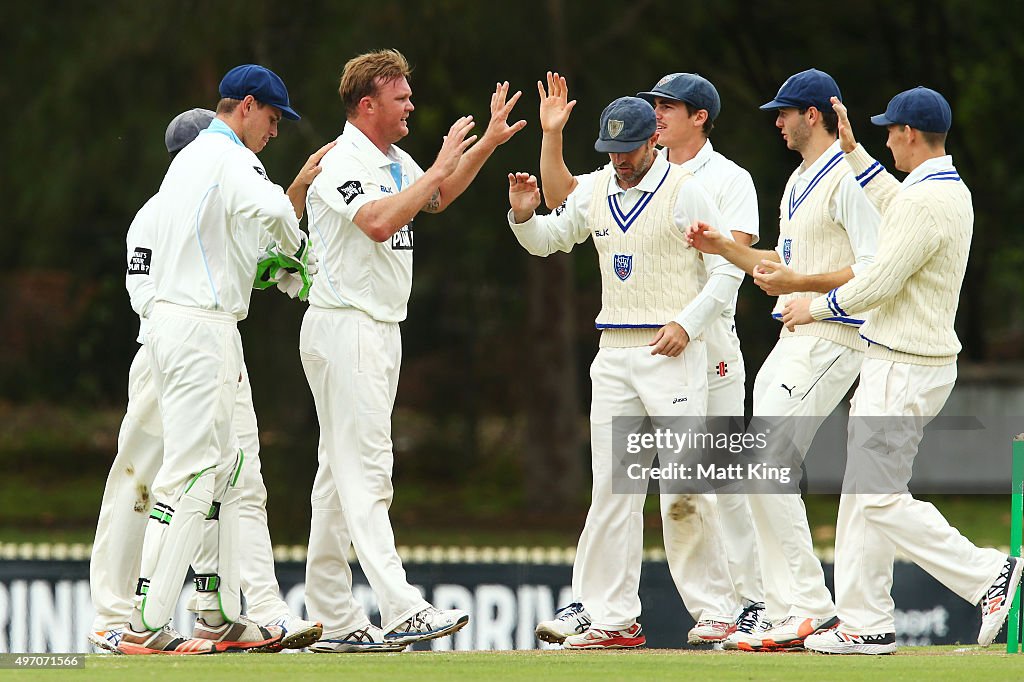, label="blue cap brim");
[869,113,893,127]
[636,89,675,104]
[280,105,300,121]
[759,98,797,110]
[595,138,647,153]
